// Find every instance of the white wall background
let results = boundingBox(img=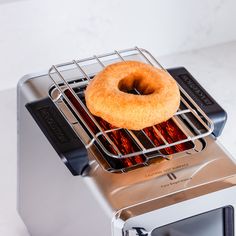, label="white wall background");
[0,0,236,91]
